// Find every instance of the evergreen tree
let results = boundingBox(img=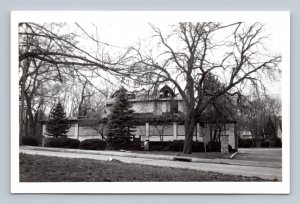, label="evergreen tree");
[106,88,136,149]
[46,101,70,138]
